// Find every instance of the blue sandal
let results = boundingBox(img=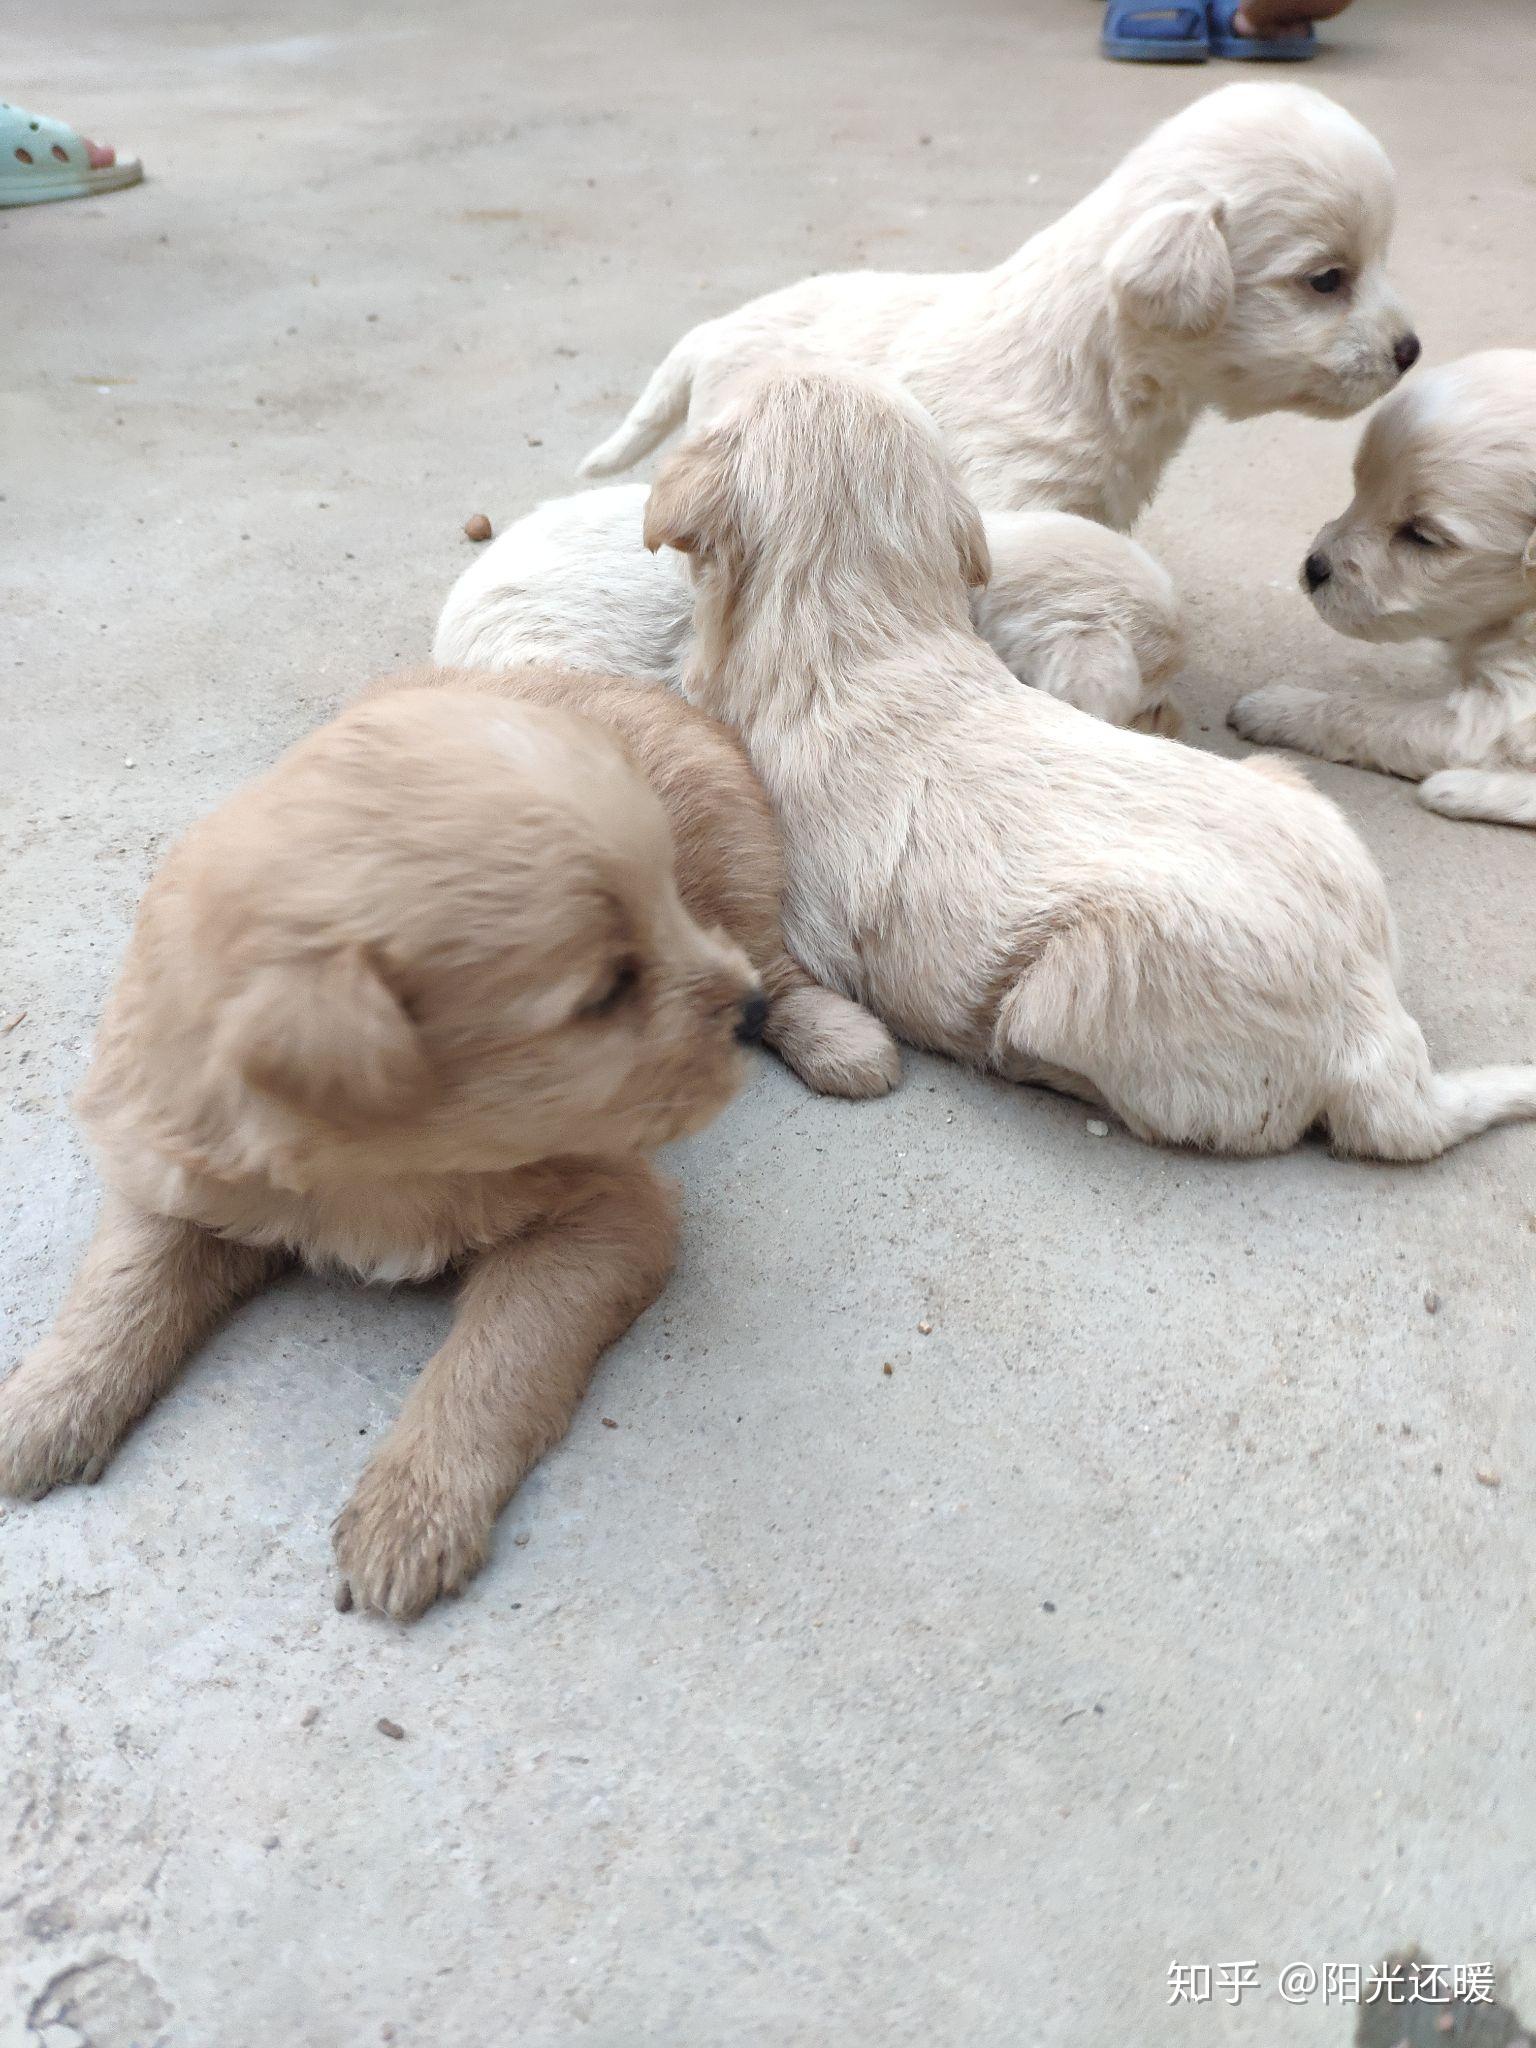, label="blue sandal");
[1101,3,1210,62]
[1206,0,1317,59]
